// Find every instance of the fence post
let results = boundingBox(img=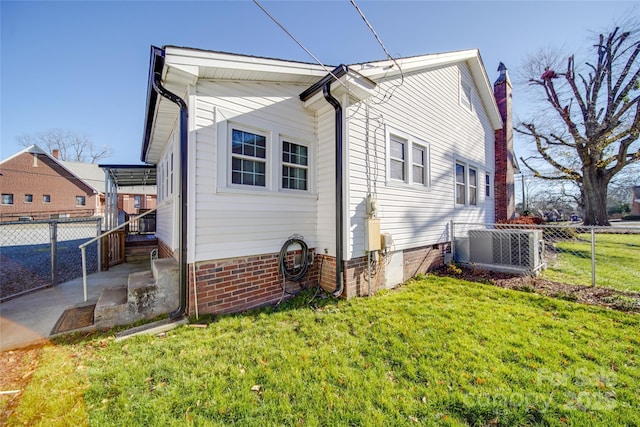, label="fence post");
[81,246,88,302]
[450,220,455,262]
[590,227,596,287]
[97,218,102,272]
[49,221,58,285]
